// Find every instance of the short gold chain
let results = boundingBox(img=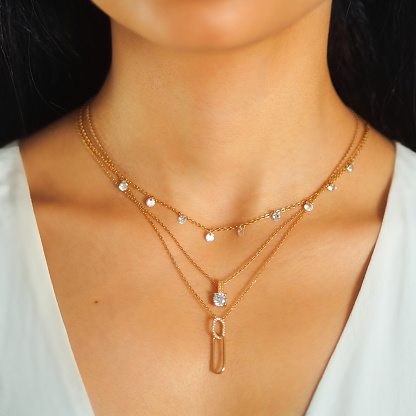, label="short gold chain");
[84,105,360,233]
[79,107,368,286]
